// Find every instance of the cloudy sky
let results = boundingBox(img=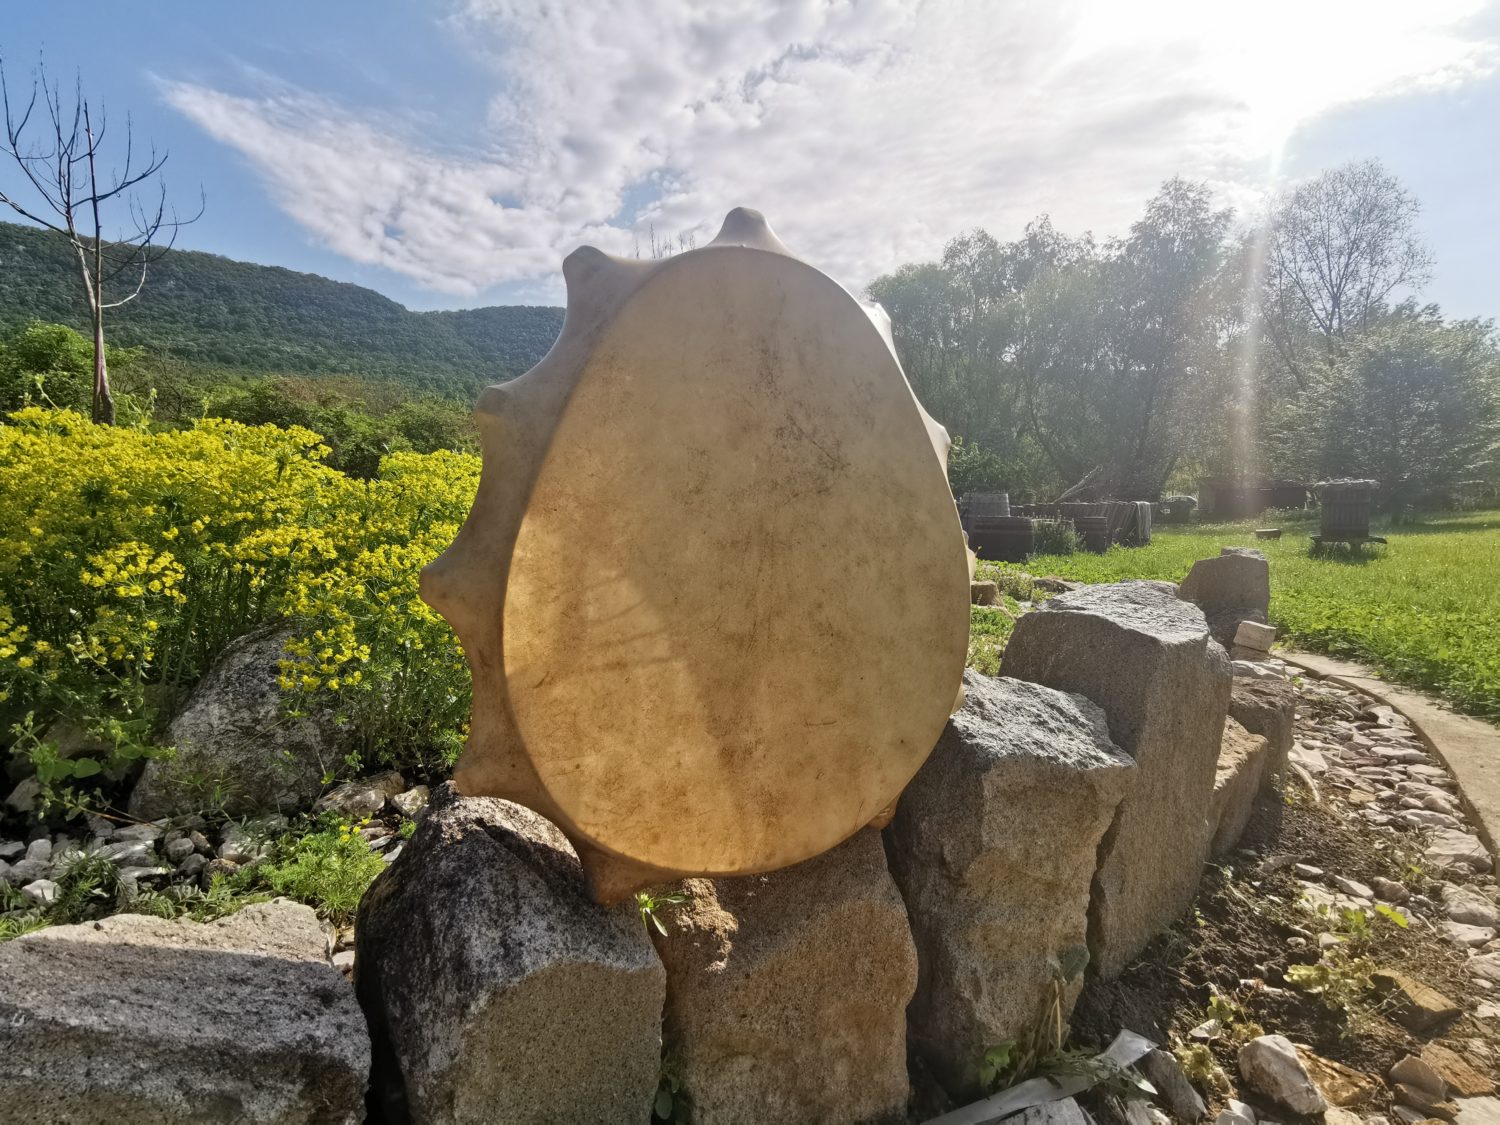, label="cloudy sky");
[5,1,1499,315]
